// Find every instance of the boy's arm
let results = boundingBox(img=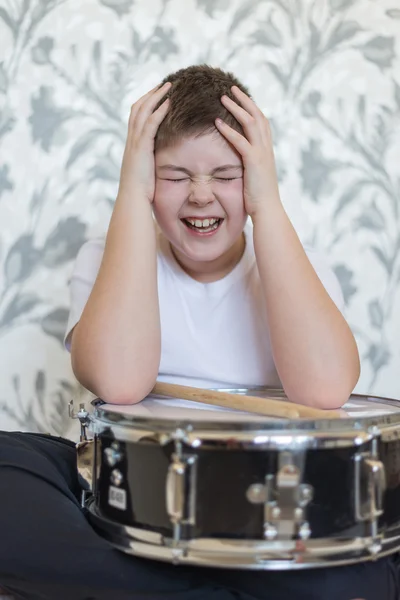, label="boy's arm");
[70,83,171,404]
[251,203,360,409]
[216,87,360,409]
